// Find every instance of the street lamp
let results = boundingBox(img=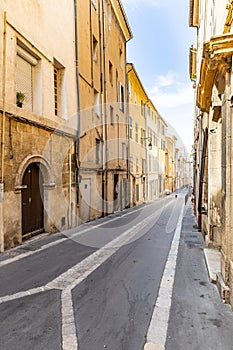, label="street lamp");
[141,137,152,150]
